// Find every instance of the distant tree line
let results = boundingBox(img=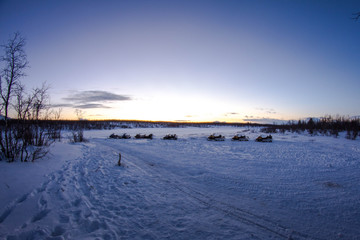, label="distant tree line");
[261,115,359,140]
[47,119,260,130]
[0,119,258,131]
